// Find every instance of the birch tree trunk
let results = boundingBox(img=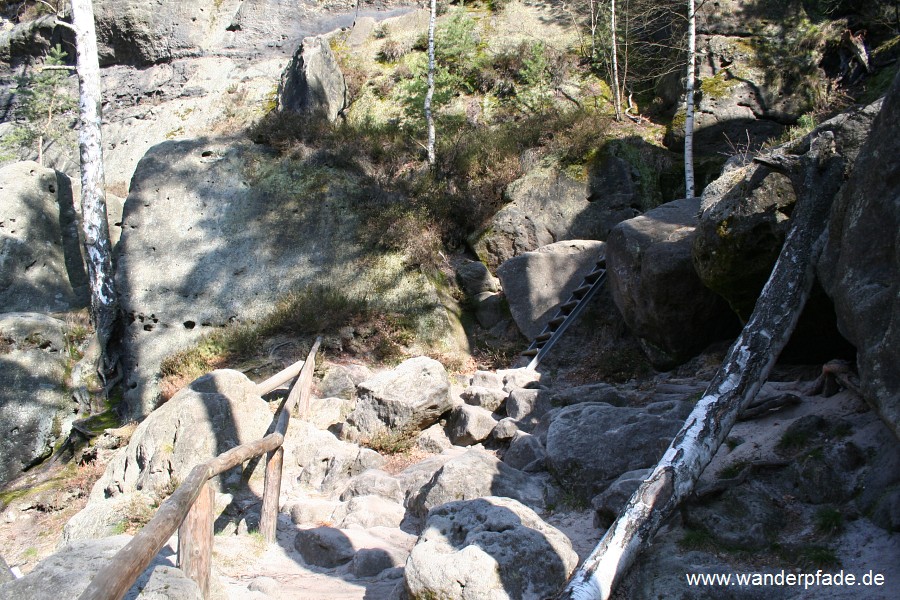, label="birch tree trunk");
[71,0,118,374]
[425,0,436,166]
[559,132,845,600]
[684,0,696,197]
[610,0,621,121]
